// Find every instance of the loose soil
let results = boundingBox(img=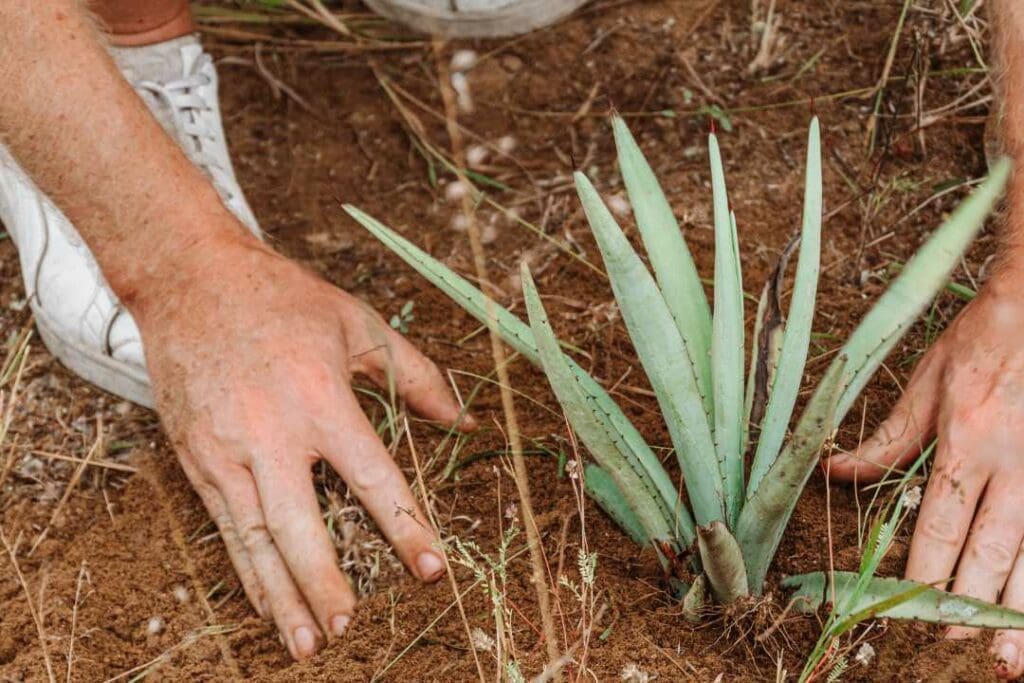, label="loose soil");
[0,1,1005,680]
